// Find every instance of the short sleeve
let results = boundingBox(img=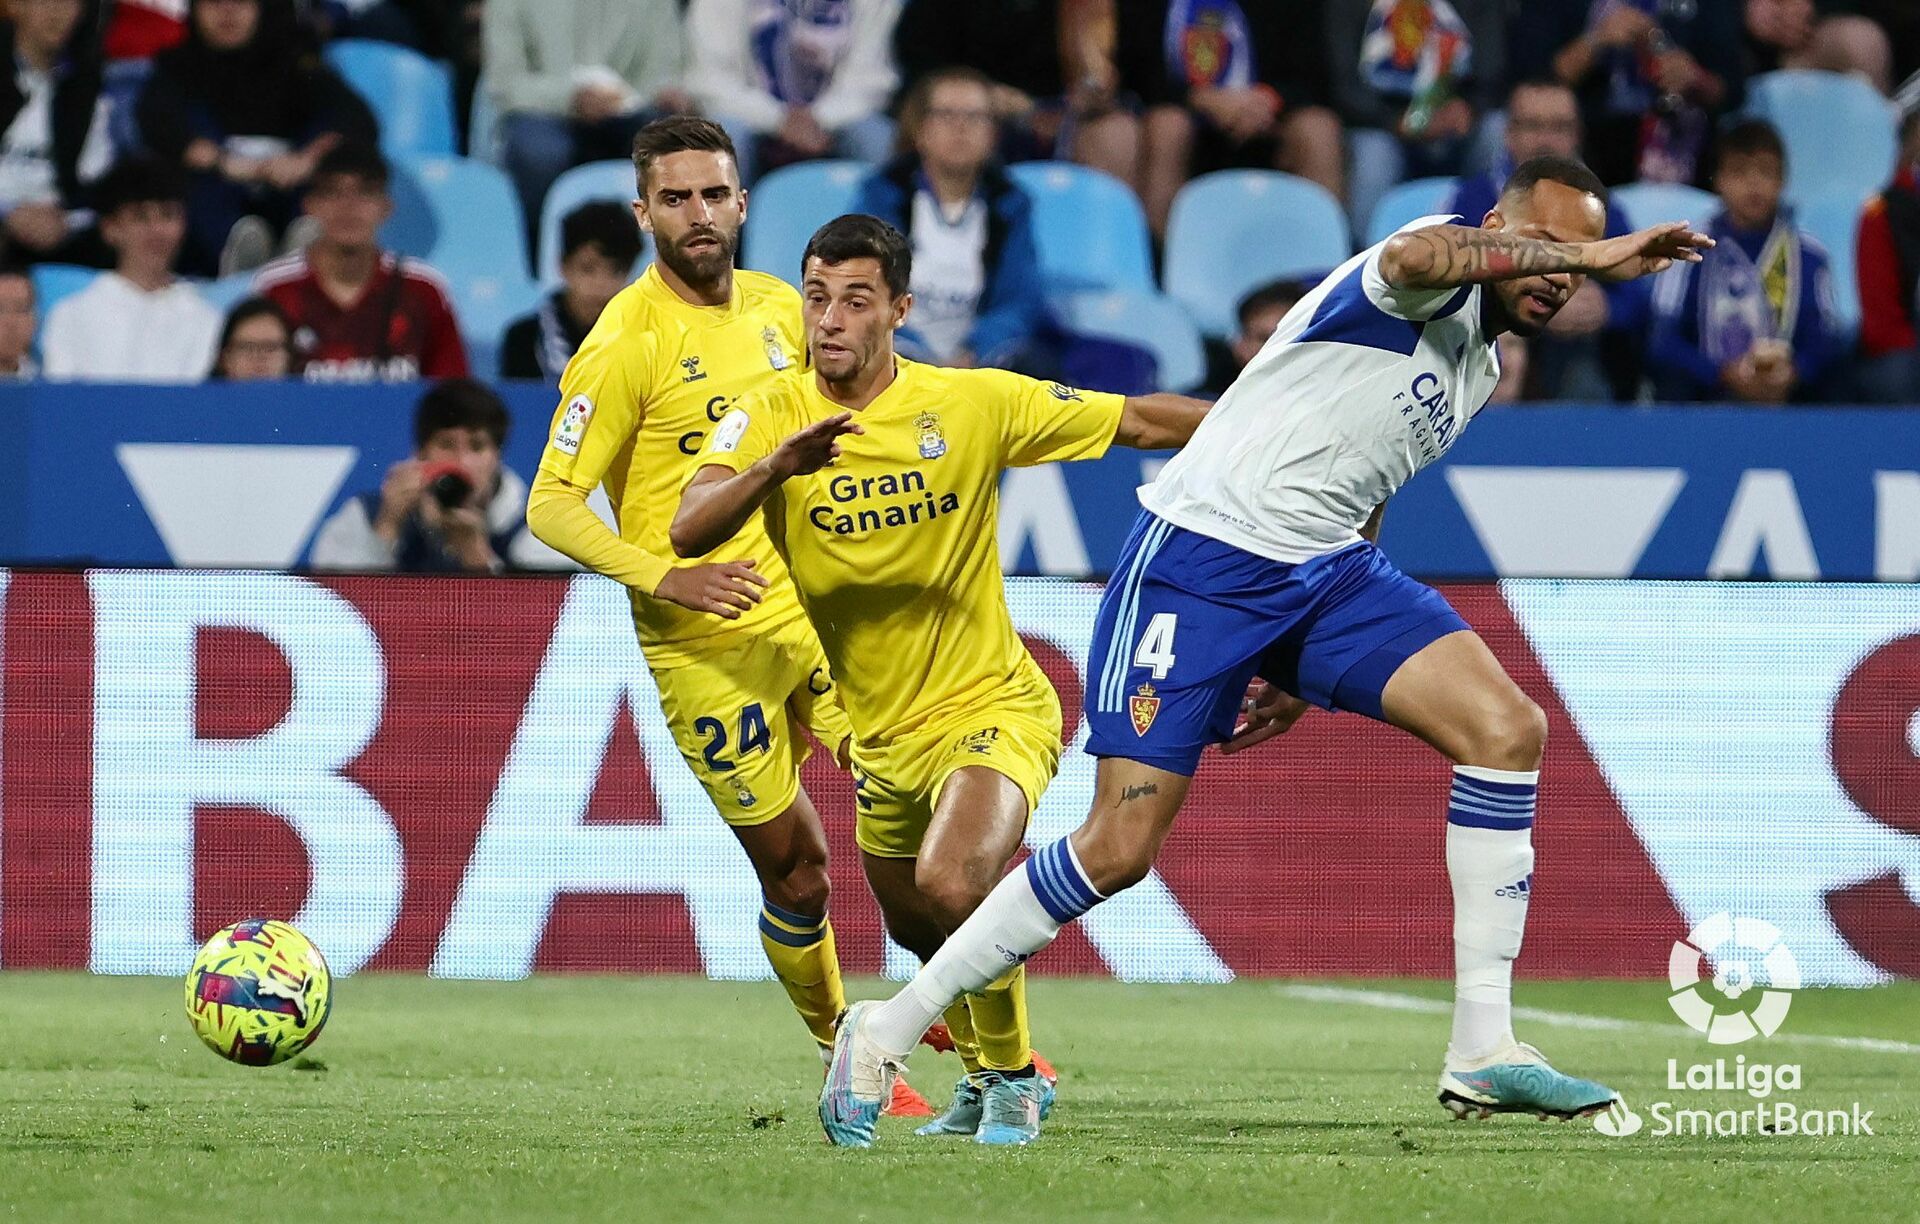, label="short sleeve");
[691,385,792,480]
[539,326,650,489]
[986,370,1126,468]
[1361,214,1475,322]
